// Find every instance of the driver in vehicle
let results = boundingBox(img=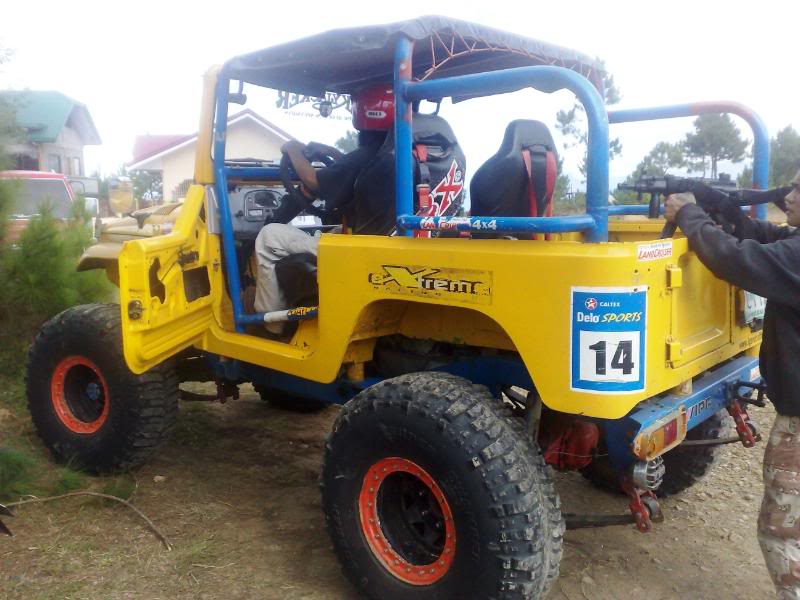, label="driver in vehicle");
[253,86,393,332]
